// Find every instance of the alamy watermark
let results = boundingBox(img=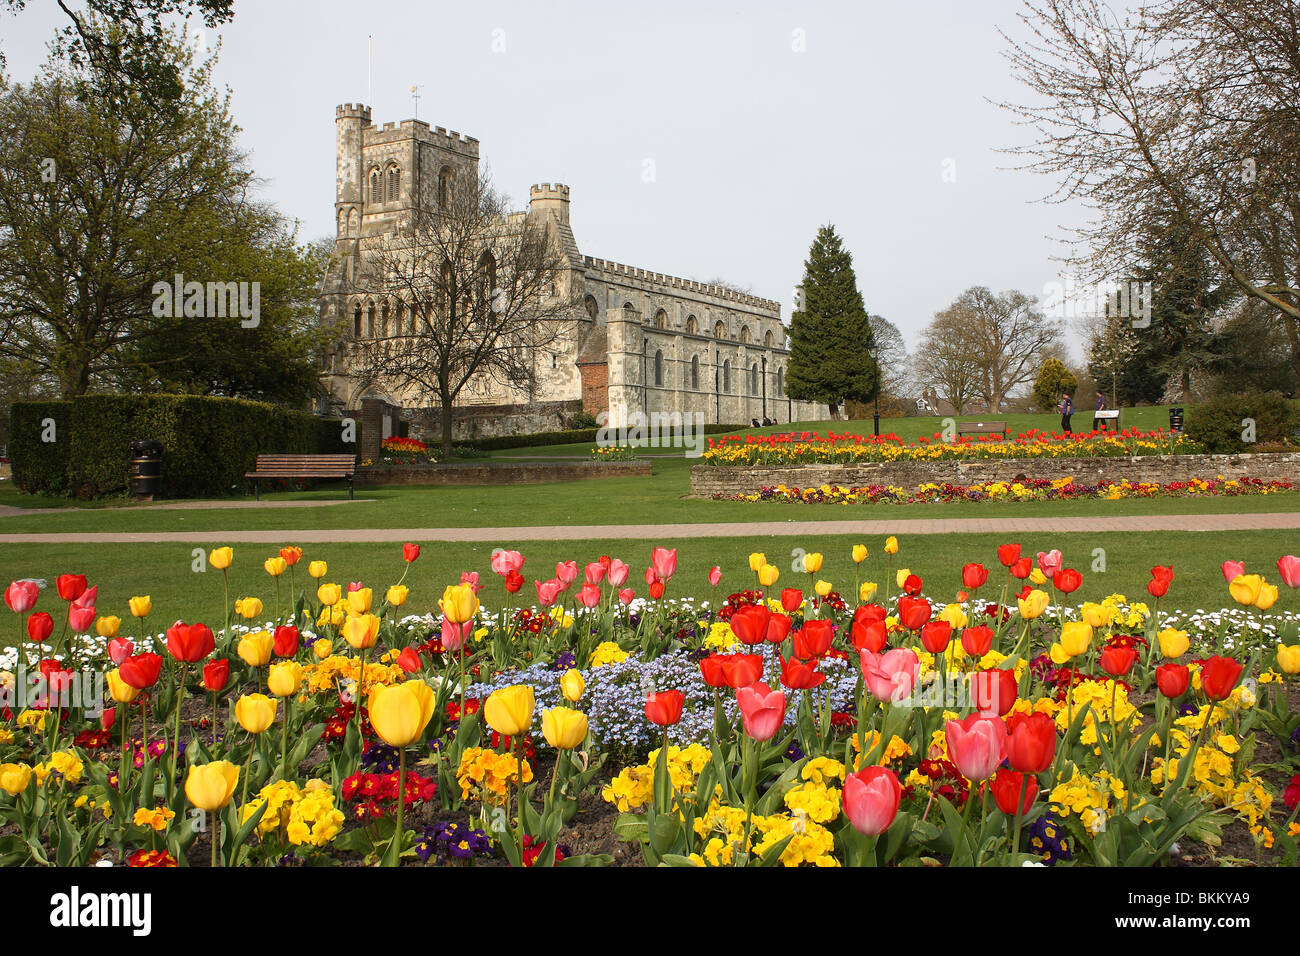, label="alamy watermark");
[595,404,705,458]
[151,273,260,328]
[1042,277,1153,328]
[1,663,105,717]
